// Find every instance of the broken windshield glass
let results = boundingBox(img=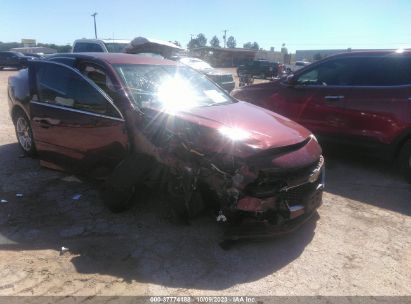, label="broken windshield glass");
[114,64,233,112]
